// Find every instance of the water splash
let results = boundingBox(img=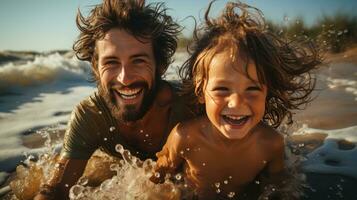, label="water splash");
[69,144,193,200]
